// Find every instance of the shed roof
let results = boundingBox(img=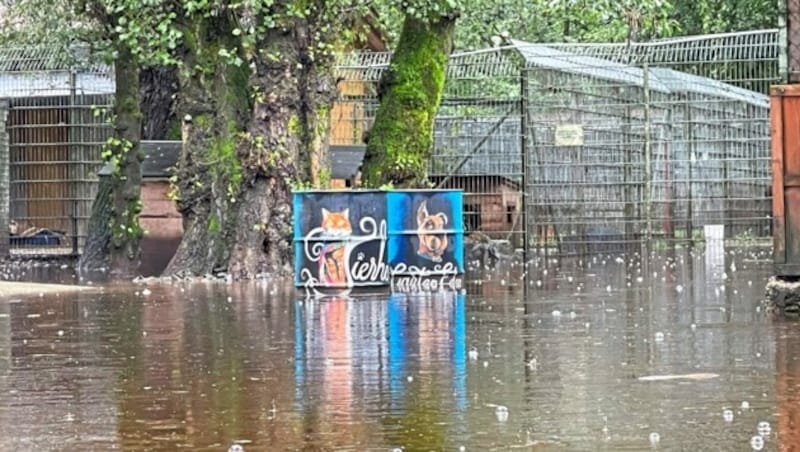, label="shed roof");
[511,40,671,94]
[98,141,181,178]
[648,67,769,108]
[510,40,769,107]
[98,142,366,181]
[329,145,365,180]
